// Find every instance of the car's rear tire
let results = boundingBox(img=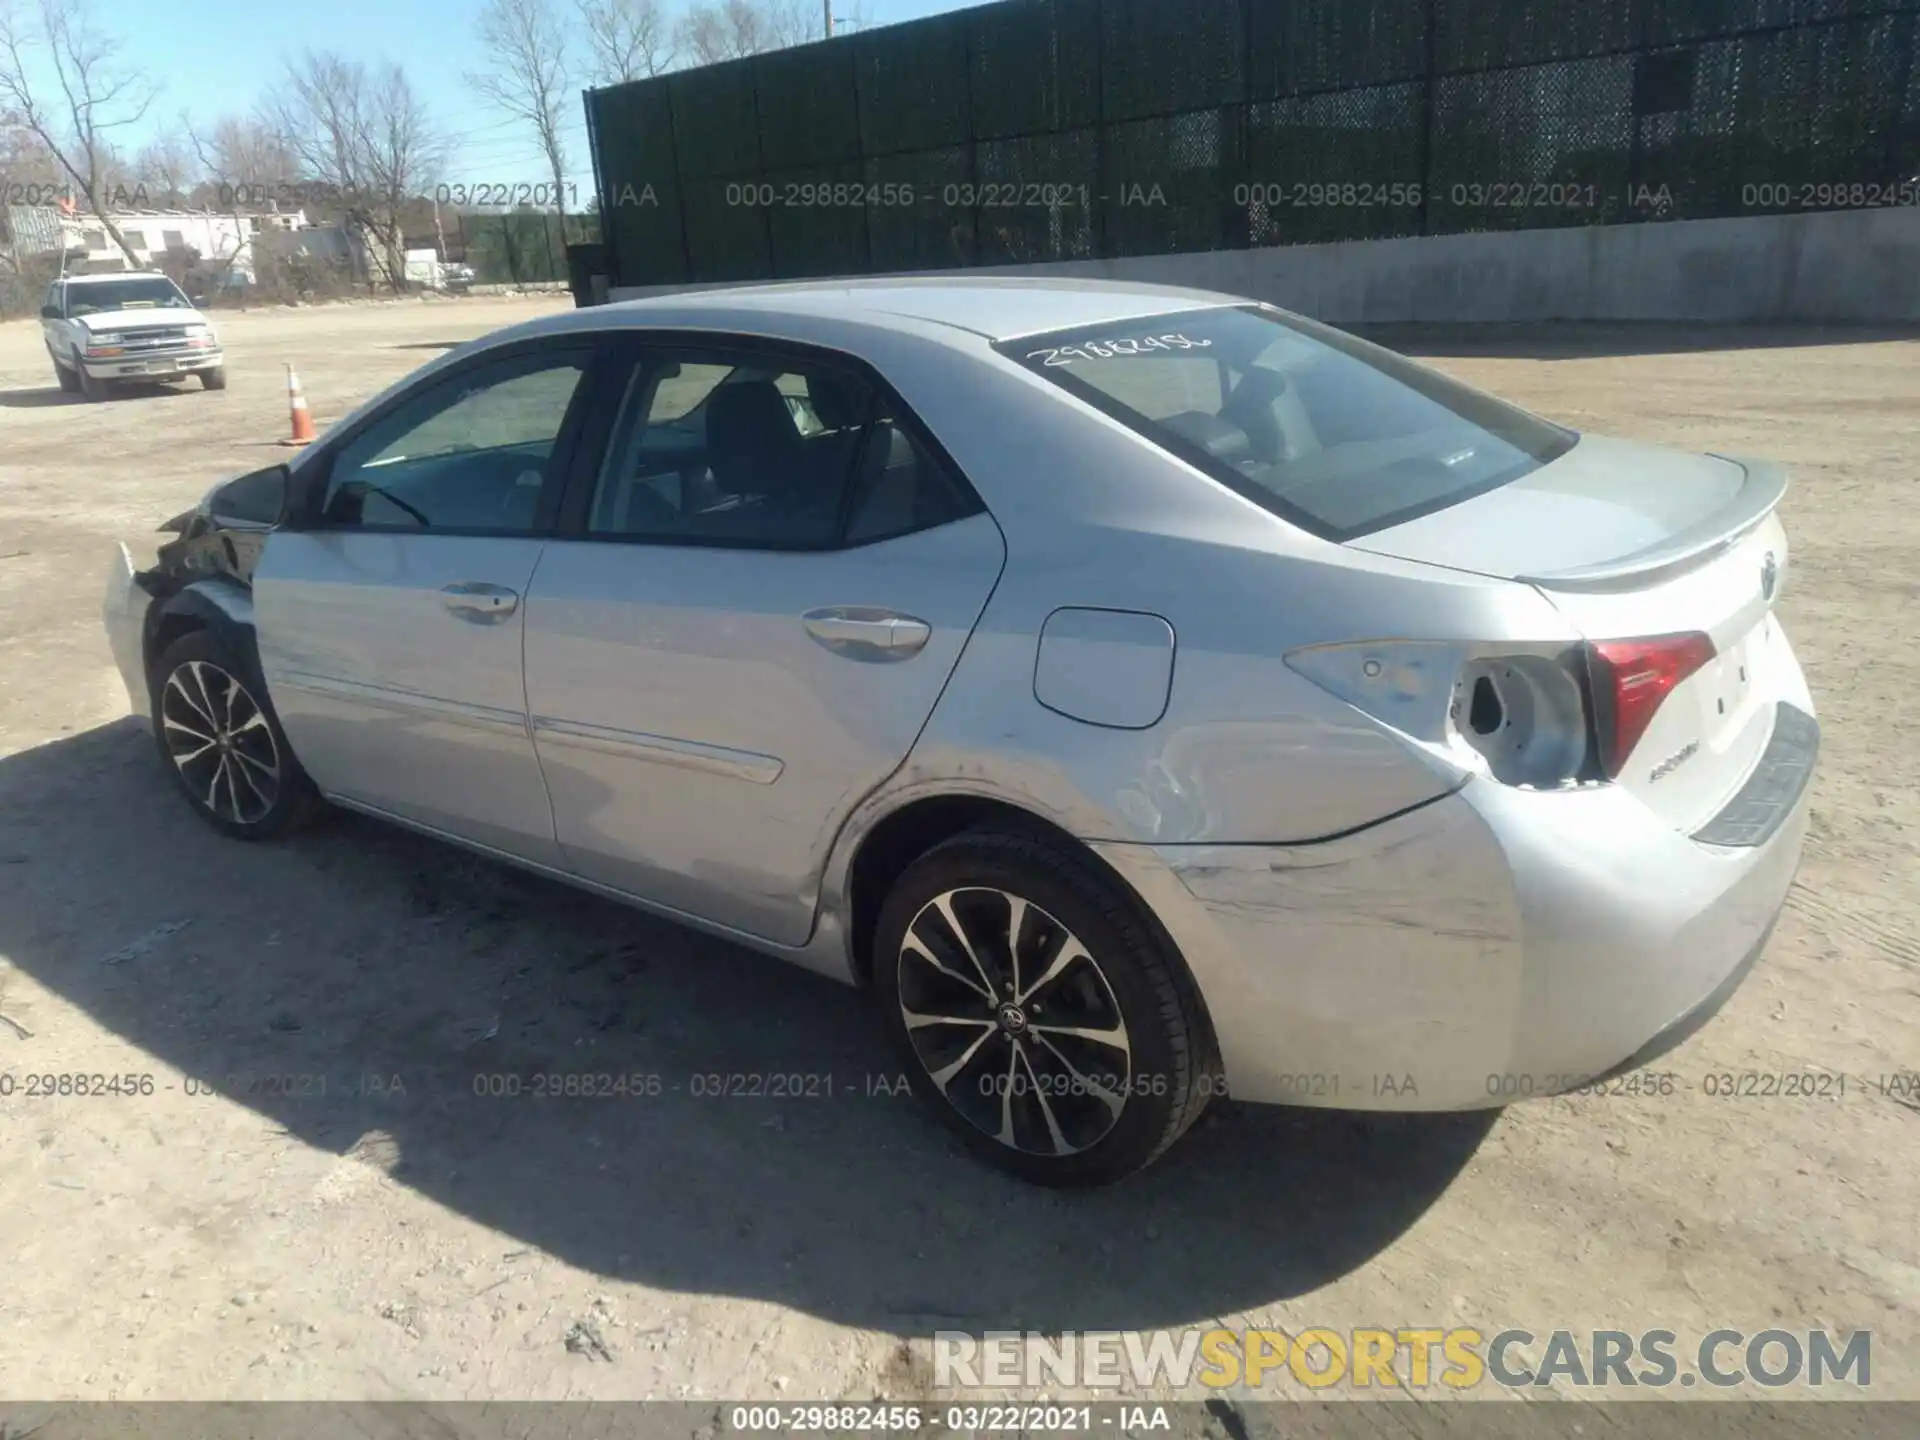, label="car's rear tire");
[201,366,227,391]
[52,354,80,392]
[873,828,1216,1187]
[150,630,320,840]
[77,362,107,402]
